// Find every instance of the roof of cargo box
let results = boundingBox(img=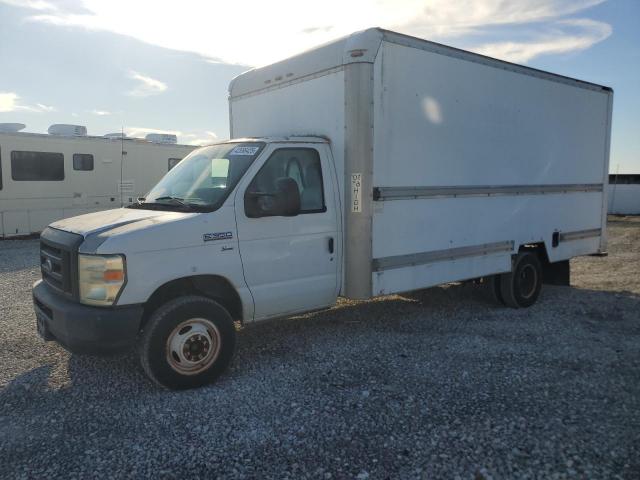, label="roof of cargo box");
[222,136,330,144]
[229,27,612,99]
